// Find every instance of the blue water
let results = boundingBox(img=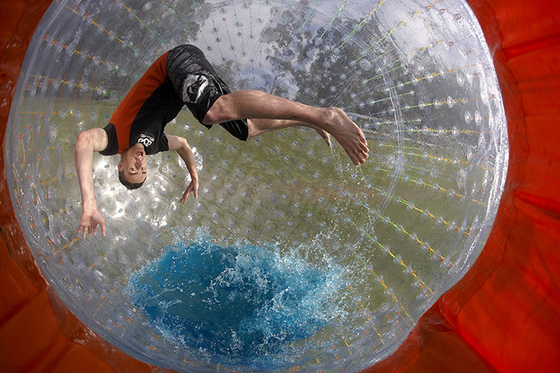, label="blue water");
[125,233,348,369]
